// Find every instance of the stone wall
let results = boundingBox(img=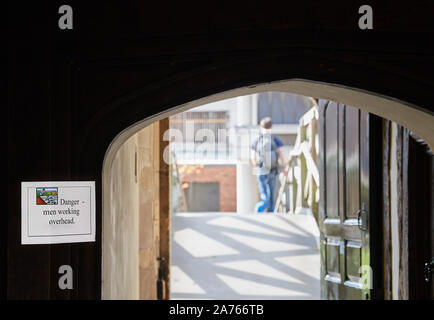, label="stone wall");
[103,119,169,299]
